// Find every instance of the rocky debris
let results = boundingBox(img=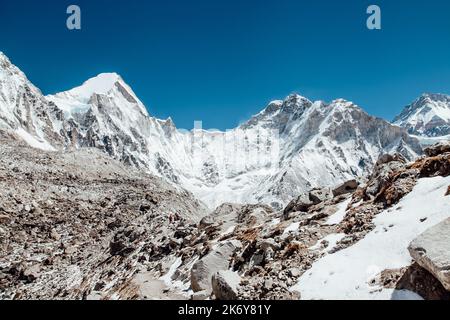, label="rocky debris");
[410,141,450,178]
[424,142,450,157]
[332,179,359,197]
[408,218,450,291]
[376,153,407,166]
[288,268,301,278]
[339,161,418,244]
[127,272,187,300]
[110,225,146,257]
[339,142,450,246]
[396,263,450,300]
[212,270,241,300]
[0,134,206,299]
[416,153,450,178]
[190,240,242,293]
[200,203,273,236]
